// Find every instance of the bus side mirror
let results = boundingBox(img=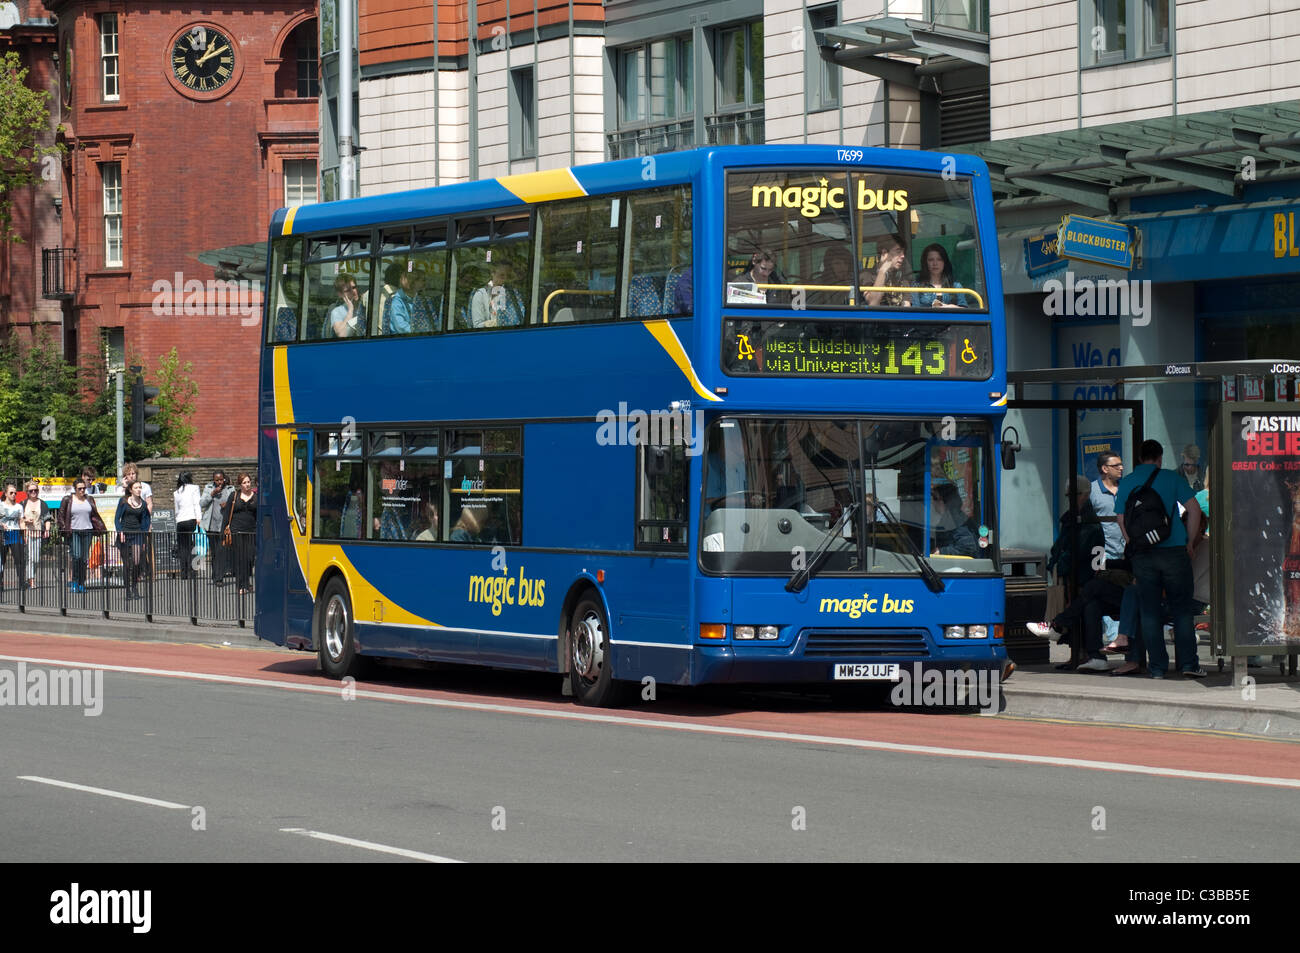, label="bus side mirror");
[1001,426,1022,470]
